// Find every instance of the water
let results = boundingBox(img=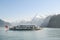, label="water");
[0,27,60,40]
